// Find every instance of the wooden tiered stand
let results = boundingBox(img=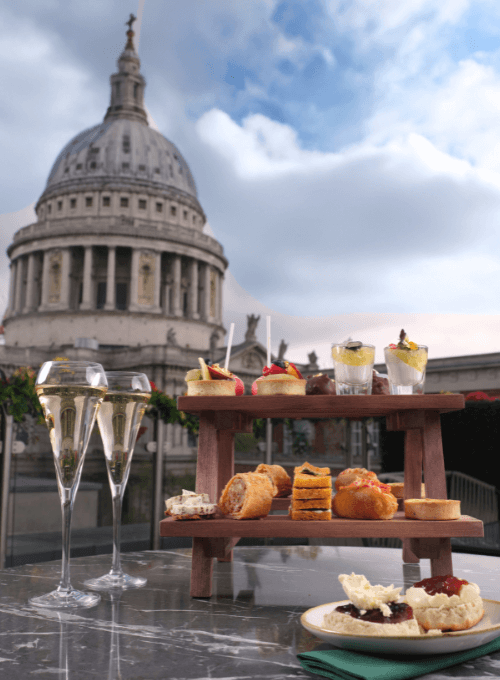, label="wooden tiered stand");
[159,394,483,597]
